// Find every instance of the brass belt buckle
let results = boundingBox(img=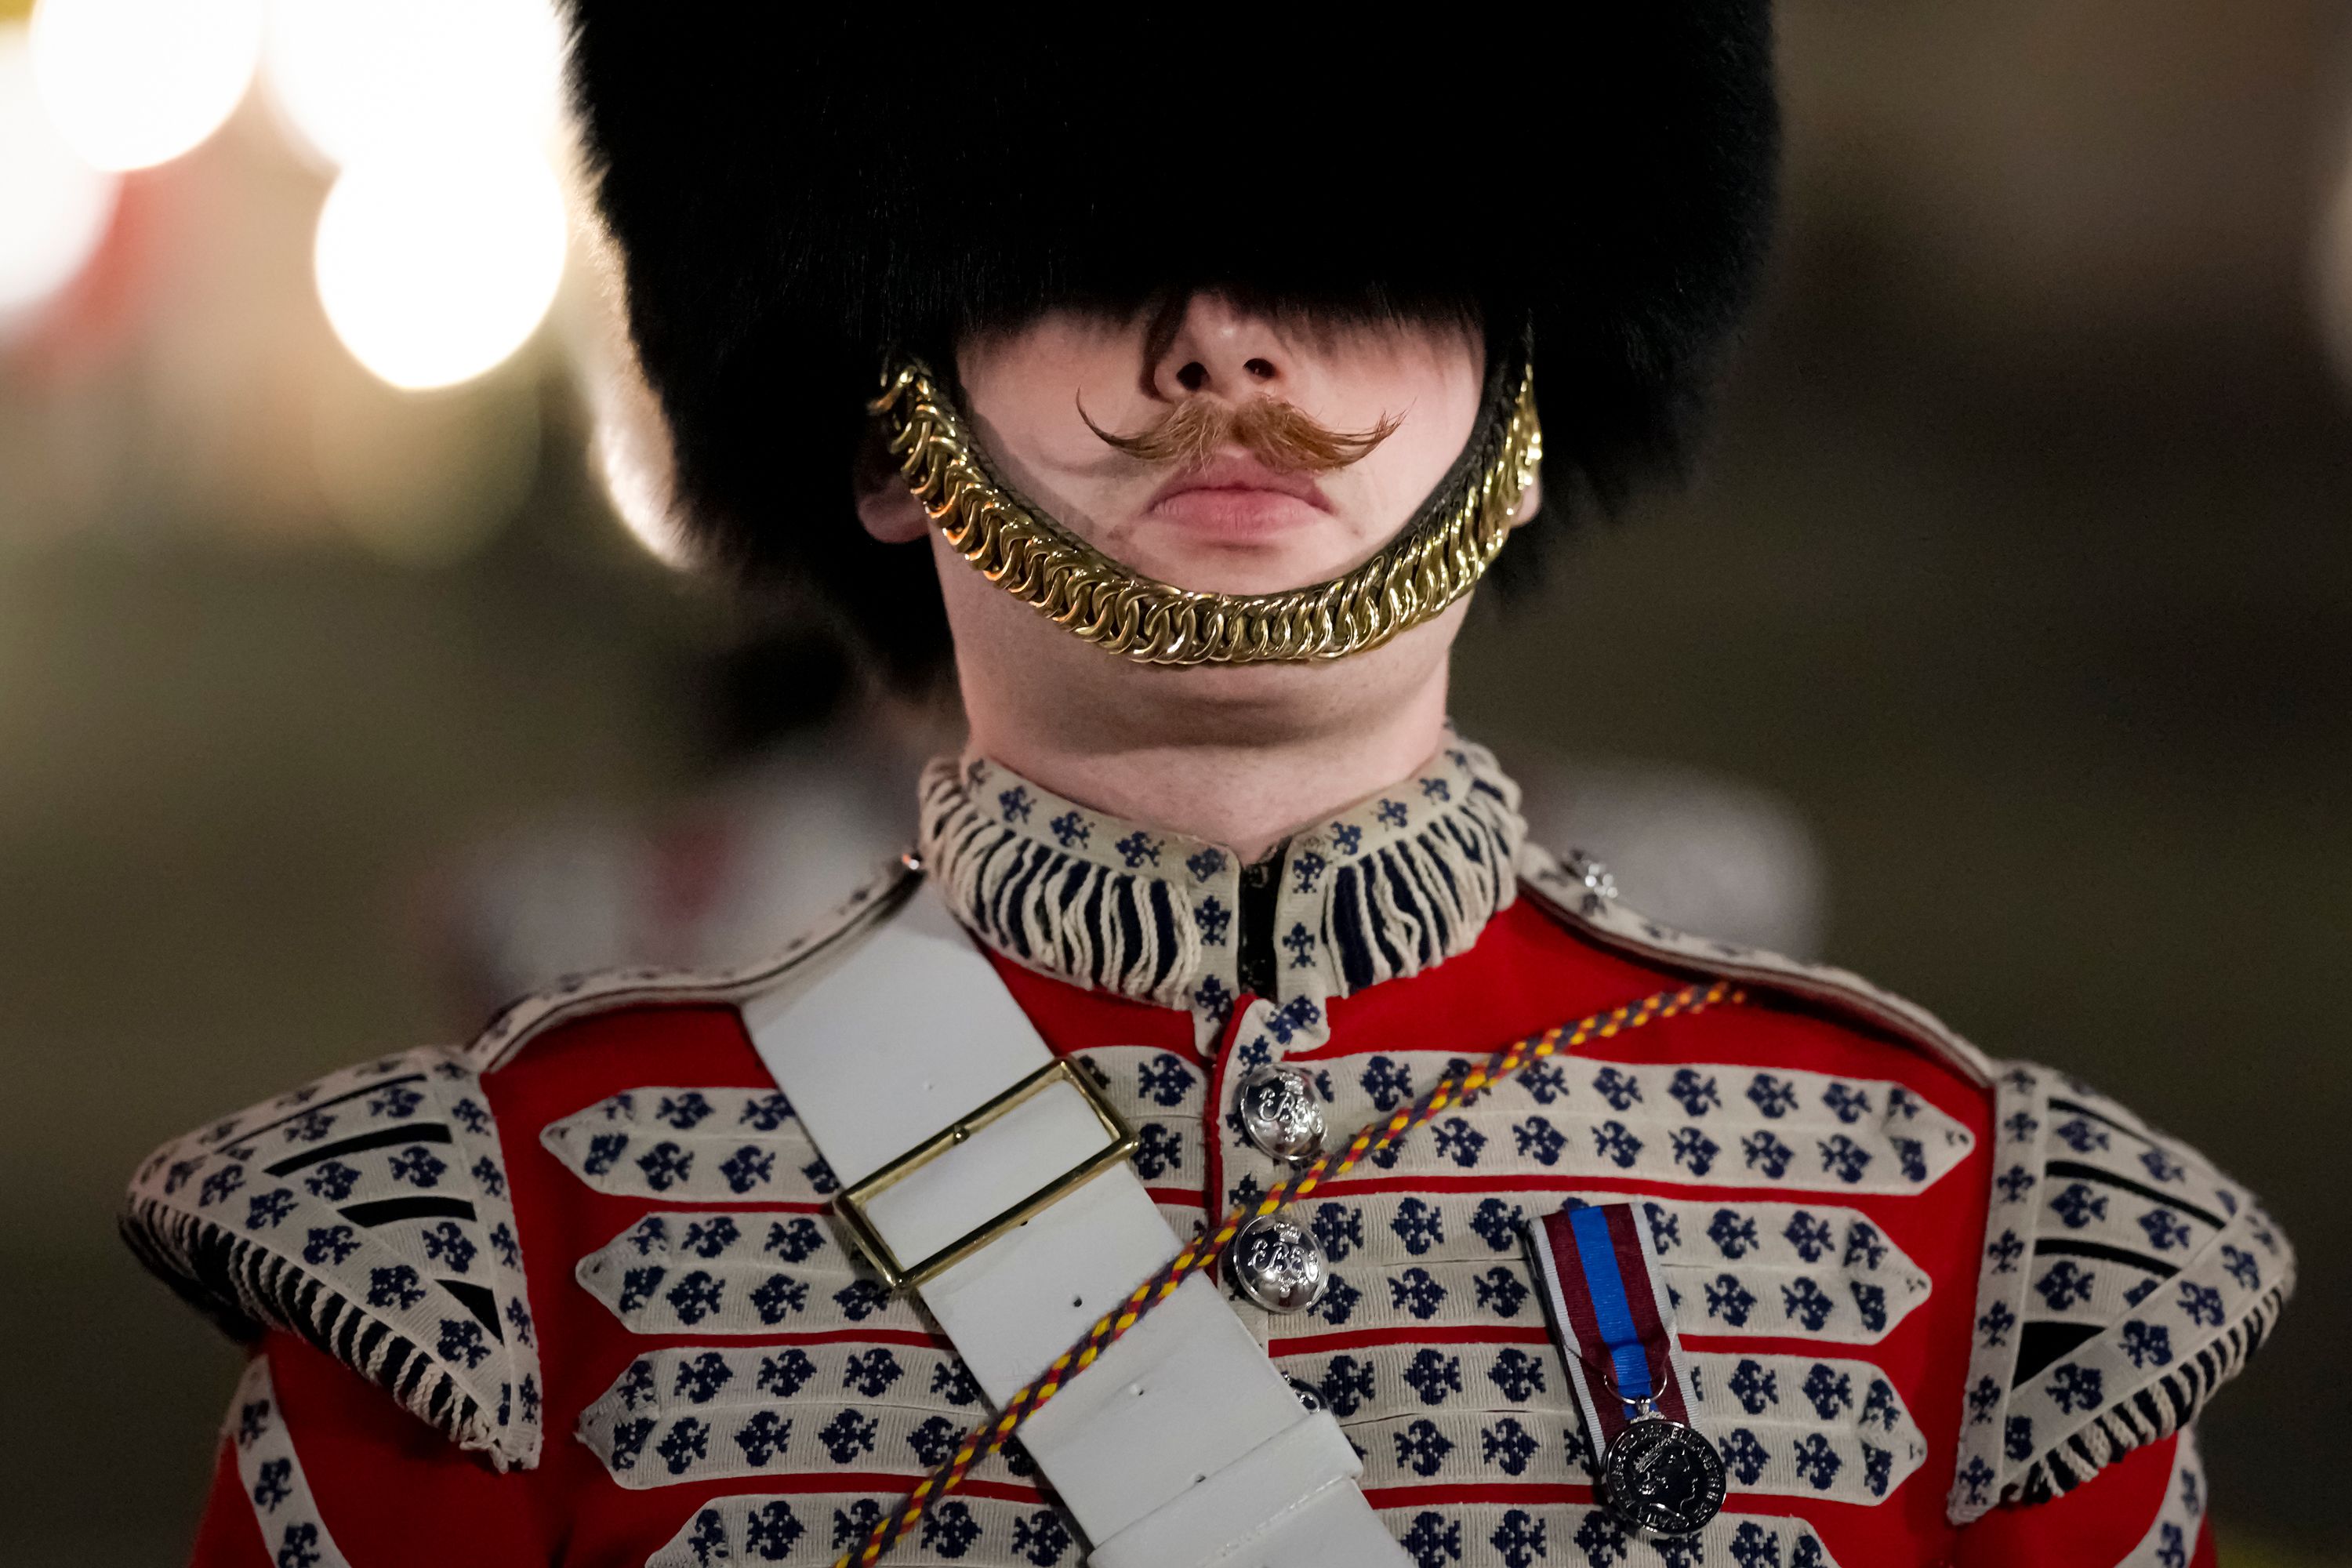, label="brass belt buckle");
[832,1057,1139,1294]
